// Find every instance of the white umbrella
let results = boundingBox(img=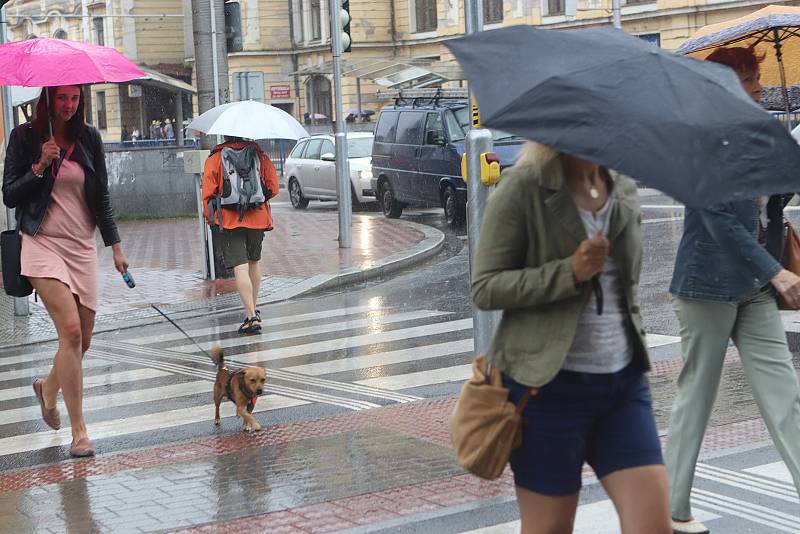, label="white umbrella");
[187,100,309,140]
